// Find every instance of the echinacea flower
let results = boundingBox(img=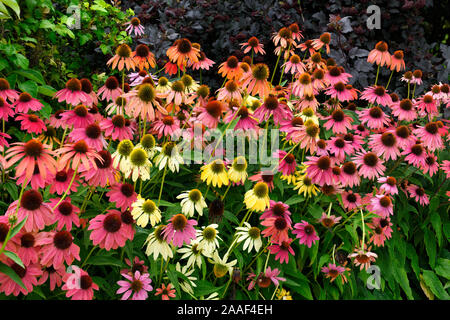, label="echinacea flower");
[88,210,130,250]
[367,41,391,67]
[348,244,378,271]
[125,17,145,36]
[15,113,46,134]
[244,182,270,212]
[406,185,429,206]
[200,159,229,187]
[368,217,393,247]
[325,66,352,85]
[378,176,398,195]
[390,98,417,121]
[413,122,444,152]
[268,239,295,264]
[117,271,153,300]
[62,266,99,300]
[37,265,66,291]
[54,78,91,106]
[190,51,215,70]
[0,261,41,296]
[132,44,156,70]
[68,123,106,152]
[97,76,122,102]
[162,213,197,247]
[60,104,95,128]
[48,198,80,231]
[0,97,14,121]
[13,92,43,113]
[235,222,262,253]
[145,225,173,261]
[176,189,207,217]
[304,155,334,186]
[124,83,167,122]
[167,38,199,68]
[10,230,47,265]
[293,172,320,198]
[353,151,386,180]
[369,132,401,161]
[131,196,161,228]
[153,141,184,173]
[360,86,393,107]
[292,220,320,248]
[247,267,286,290]
[124,147,152,182]
[227,156,248,184]
[241,36,265,55]
[48,169,79,195]
[241,63,271,98]
[416,94,437,115]
[254,95,292,125]
[196,224,221,254]
[318,212,342,229]
[40,230,81,268]
[155,283,176,300]
[321,263,348,284]
[177,240,206,269]
[369,194,394,218]
[323,108,353,134]
[107,43,136,71]
[0,78,19,102]
[218,56,243,81]
[402,143,427,168]
[390,50,405,72]
[56,140,103,172]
